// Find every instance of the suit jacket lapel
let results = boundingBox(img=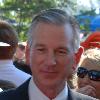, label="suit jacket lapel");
[67,86,73,100]
[67,86,77,100]
[14,79,78,100]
